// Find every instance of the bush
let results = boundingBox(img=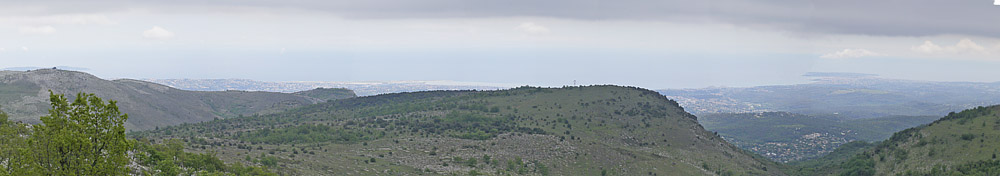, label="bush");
[961,133,976,141]
[839,154,875,176]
